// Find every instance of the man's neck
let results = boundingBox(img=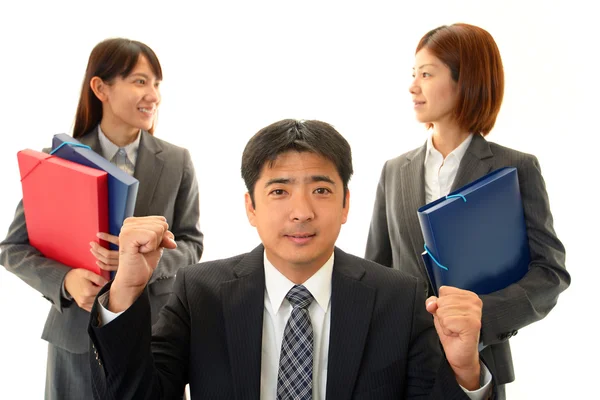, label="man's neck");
[265,252,332,284]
